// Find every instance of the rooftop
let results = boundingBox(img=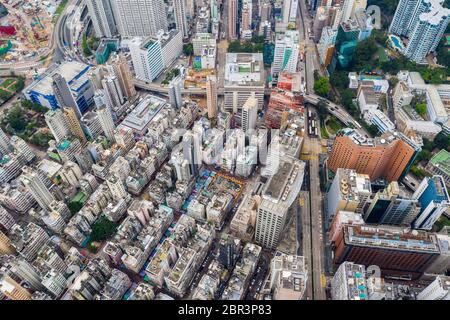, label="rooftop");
[429,149,450,177]
[344,225,440,253]
[26,61,91,95]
